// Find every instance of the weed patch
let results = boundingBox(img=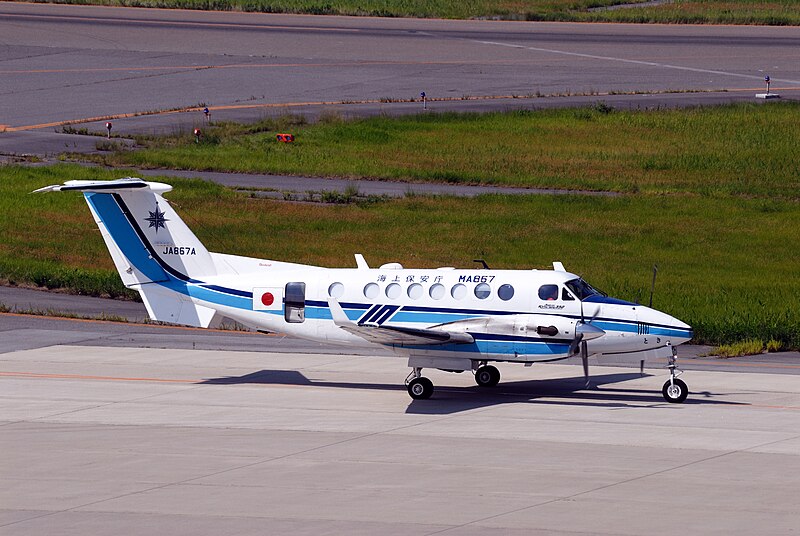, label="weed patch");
[714,339,765,358]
